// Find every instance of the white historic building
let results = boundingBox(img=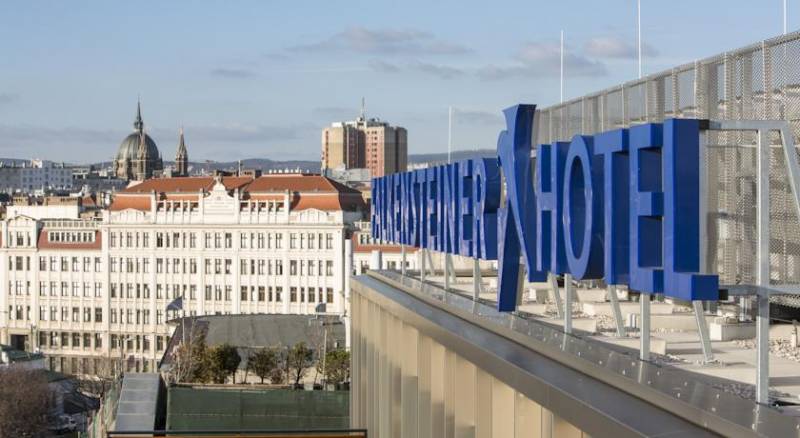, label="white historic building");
[0,173,372,375]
